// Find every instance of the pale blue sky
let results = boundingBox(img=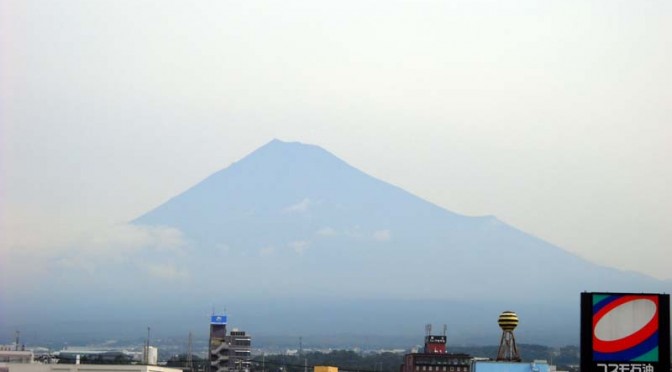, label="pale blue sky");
[1,0,671,280]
